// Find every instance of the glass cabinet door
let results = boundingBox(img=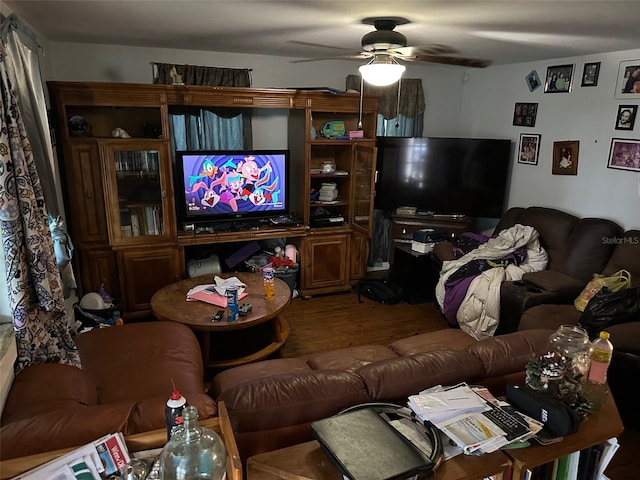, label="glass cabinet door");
[99,139,176,245]
[352,144,377,236]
